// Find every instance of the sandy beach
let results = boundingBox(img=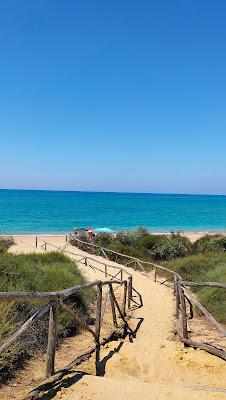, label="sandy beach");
[1,234,226,400]
[2,230,226,244]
